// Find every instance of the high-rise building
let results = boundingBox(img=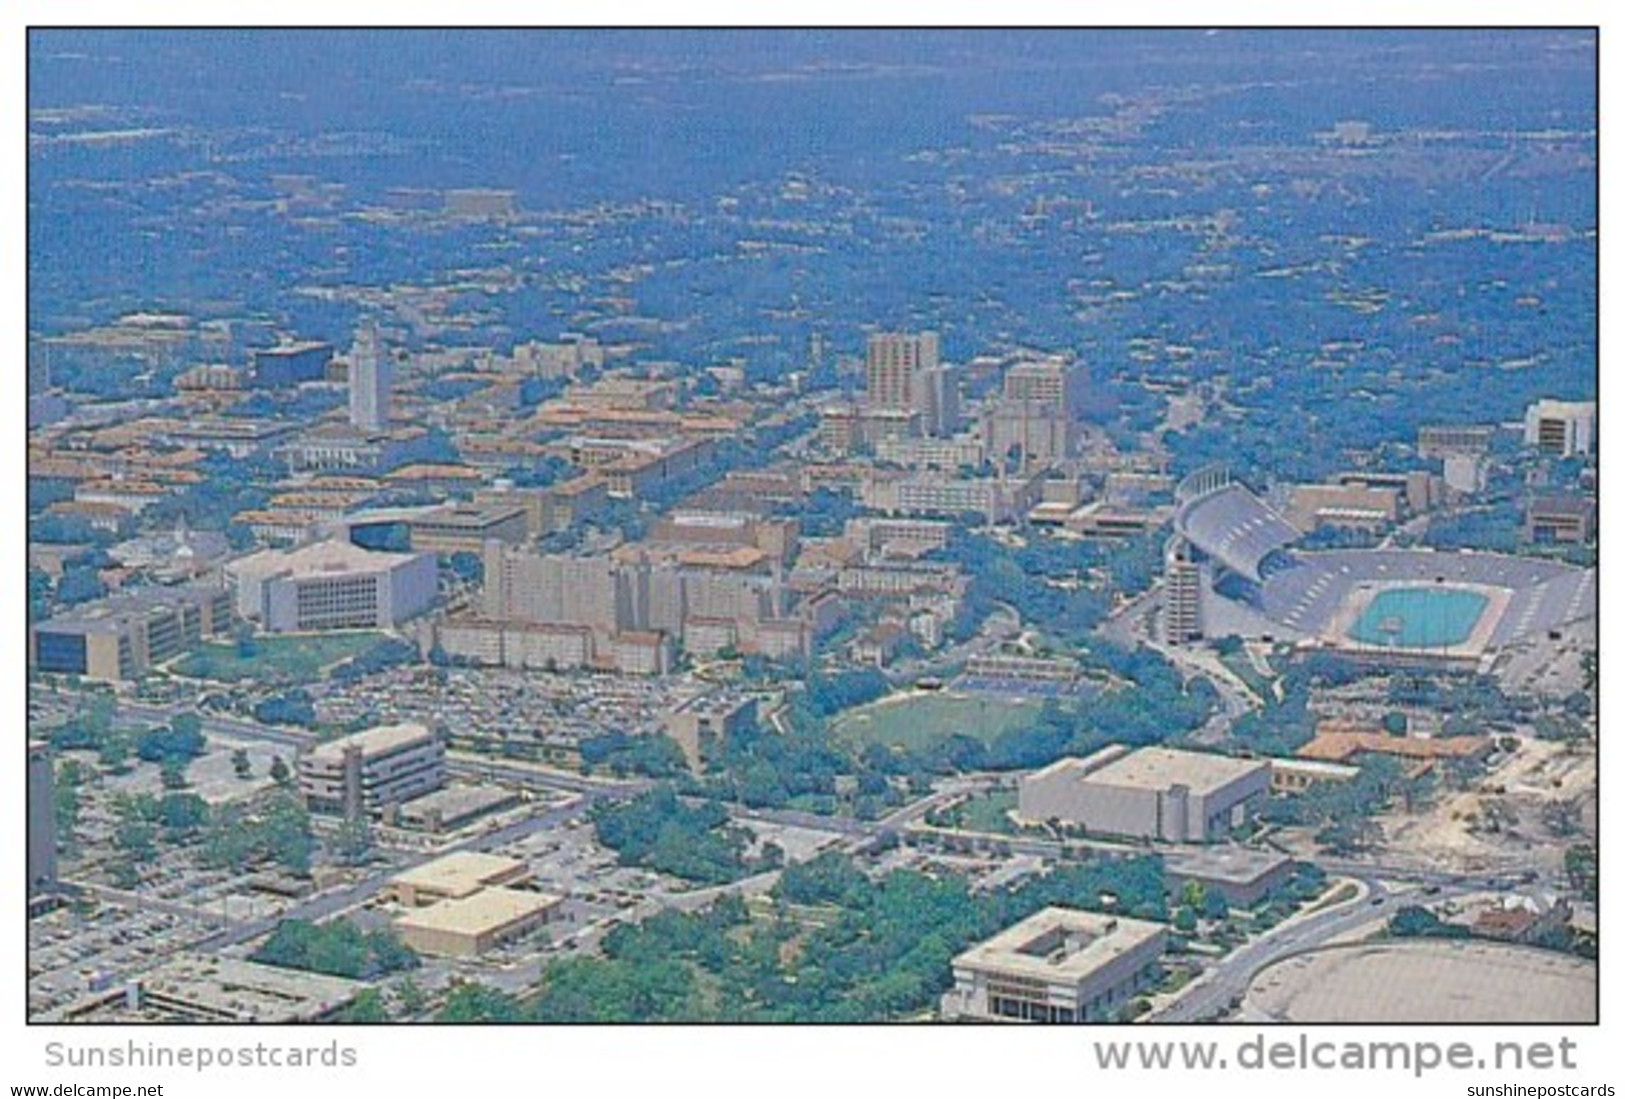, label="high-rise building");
[1003,356,1088,420]
[348,322,392,432]
[28,741,58,912]
[865,331,940,411]
[912,363,963,437]
[1162,537,1203,645]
